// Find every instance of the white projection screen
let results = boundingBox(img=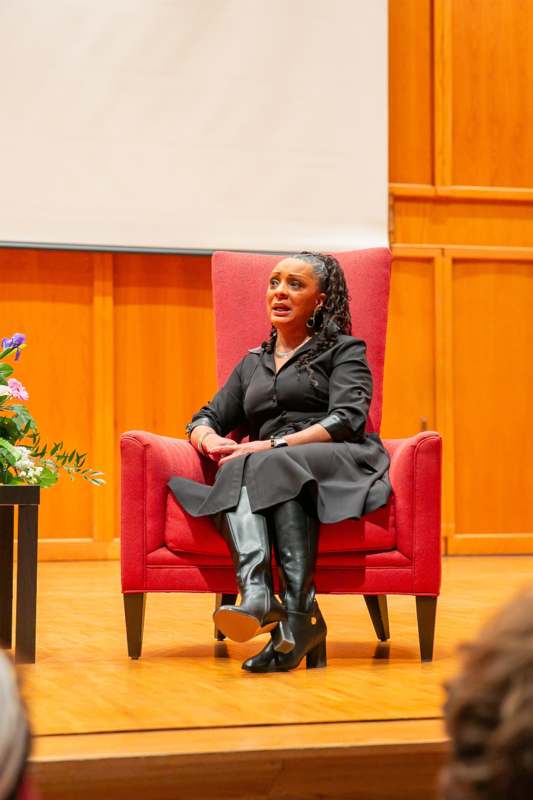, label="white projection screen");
[0,1,388,252]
